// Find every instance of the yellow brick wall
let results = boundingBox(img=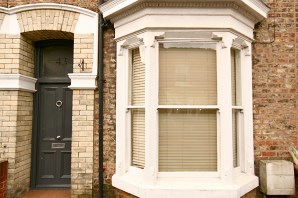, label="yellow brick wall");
[0,90,18,197]
[14,91,33,197]
[74,34,94,73]
[0,91,33,198]
[71,90,95,198]
[0,34,21,74]
[19,35,34,77]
